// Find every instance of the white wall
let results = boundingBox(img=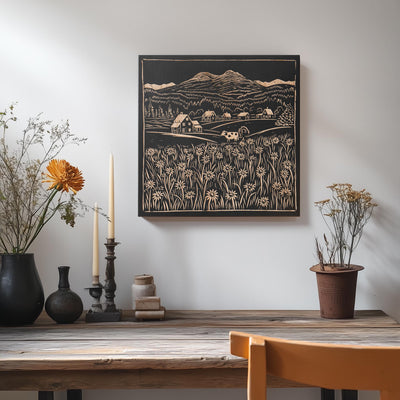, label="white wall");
[1,0,399,399]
